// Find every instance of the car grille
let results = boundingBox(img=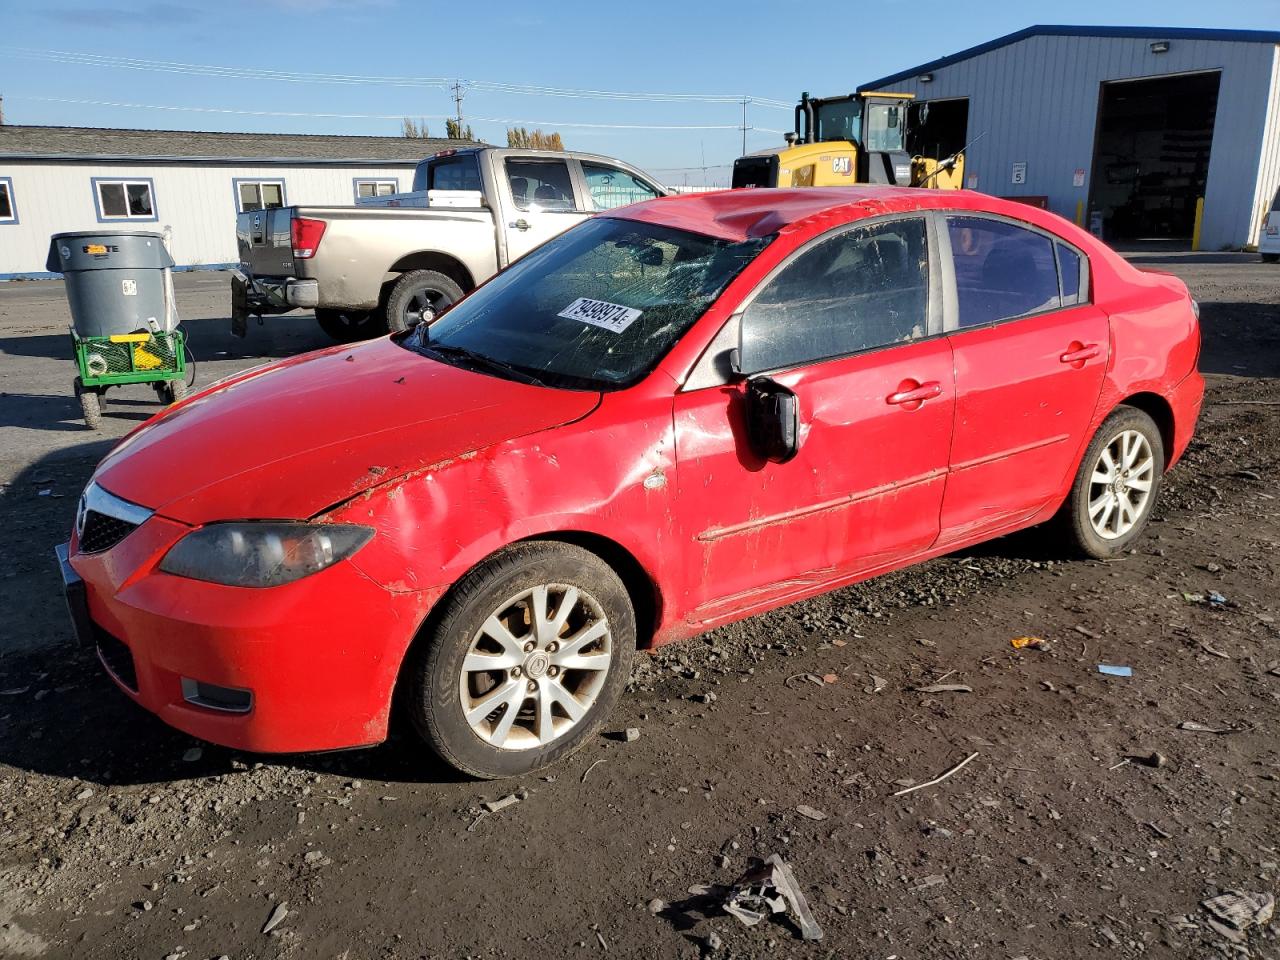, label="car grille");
[95,624,138,692]
[79,510,141,554]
